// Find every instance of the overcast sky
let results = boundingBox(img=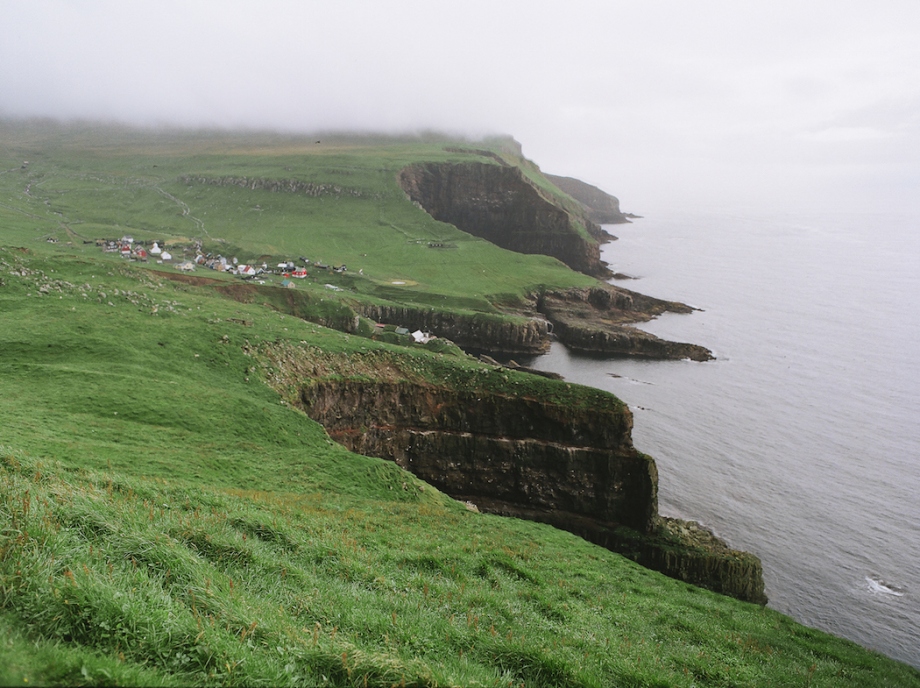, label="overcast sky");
[3,0,920,214]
